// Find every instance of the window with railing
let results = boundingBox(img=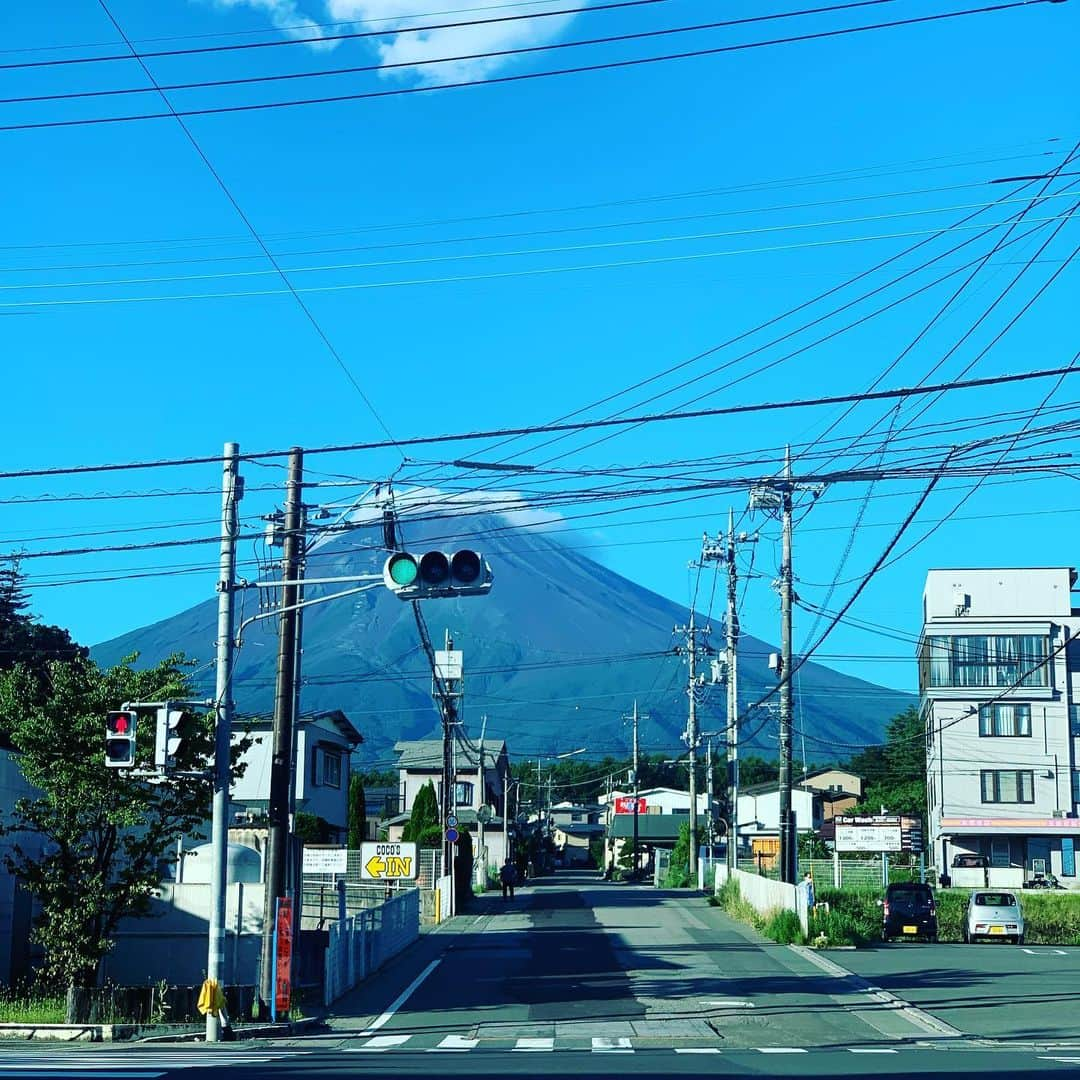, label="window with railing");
[924,635,1049,689]
[978,703,1032,737]
[980,769,1035,804]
